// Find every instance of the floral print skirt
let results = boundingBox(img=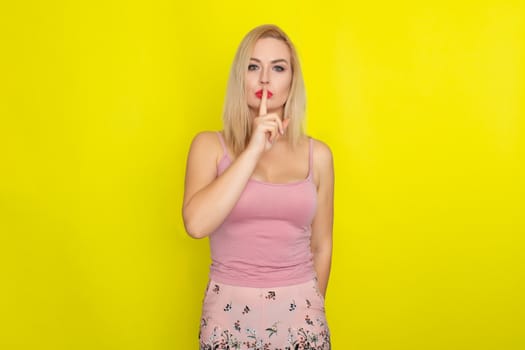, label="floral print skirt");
[199,278,330,349]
